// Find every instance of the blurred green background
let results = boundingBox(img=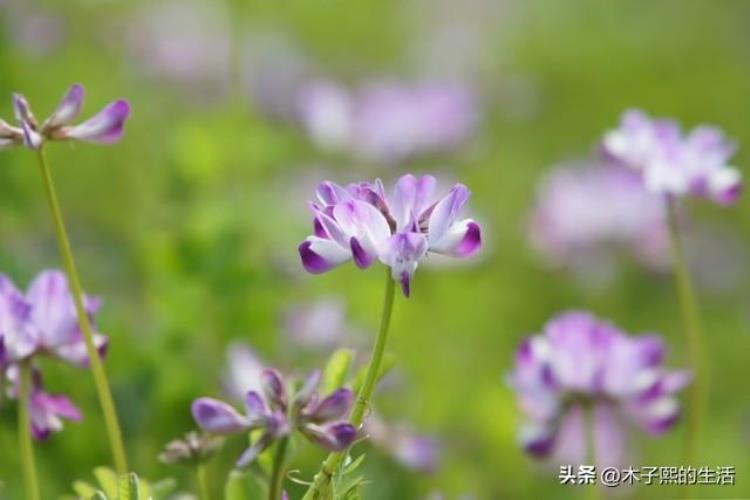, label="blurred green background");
[0,0,749,498]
